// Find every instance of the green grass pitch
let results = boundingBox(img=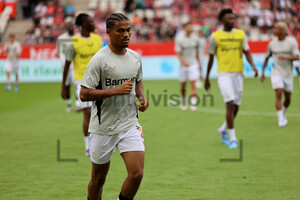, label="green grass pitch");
[1,78,300,200]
